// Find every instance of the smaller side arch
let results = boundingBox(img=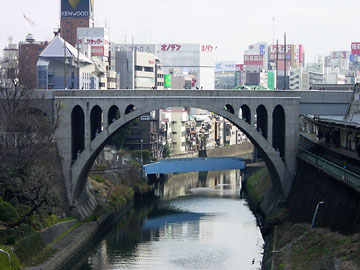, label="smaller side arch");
[71,105,85,161]
[108,105,120,125]
[90,105,103,140]
[125,104,136,114]
[256,105,268,139]
[240,105,251,124]
[272,105,285,159]
[225,104,235,114]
